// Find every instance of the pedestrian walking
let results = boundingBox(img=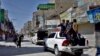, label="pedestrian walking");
[17,34,24,48]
